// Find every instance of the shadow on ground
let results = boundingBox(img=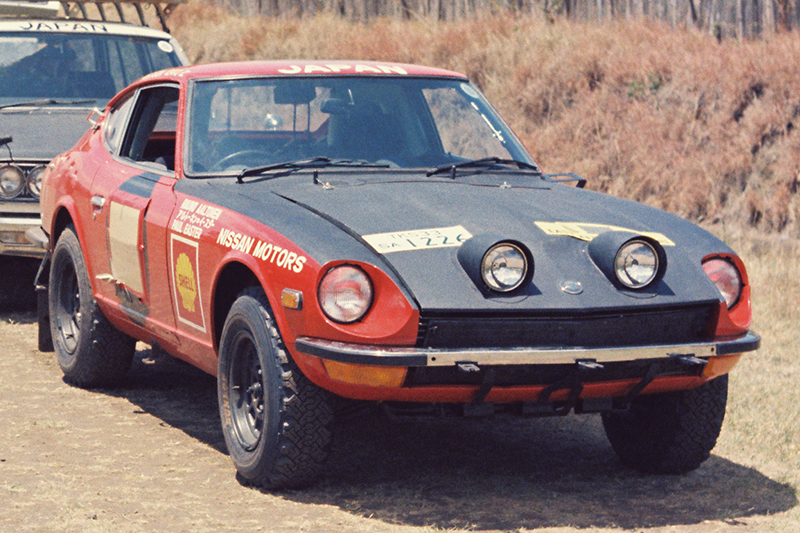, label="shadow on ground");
[106,346,797,531]
[0,256,39,313]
